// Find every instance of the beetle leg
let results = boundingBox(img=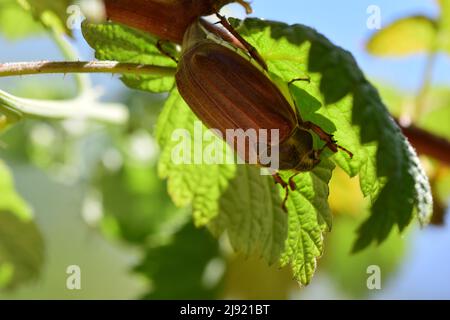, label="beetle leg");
[272,172,288,188]
[156,39,178,63]
[301,121,354,158]
[288,77,311,85]
[288,79,349,156]
[287,84,354,159]
[336,145,354,157]
[302,121,337,150]
[215,13,268,71]
[272,172,289,212]
[288,173,300,191]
